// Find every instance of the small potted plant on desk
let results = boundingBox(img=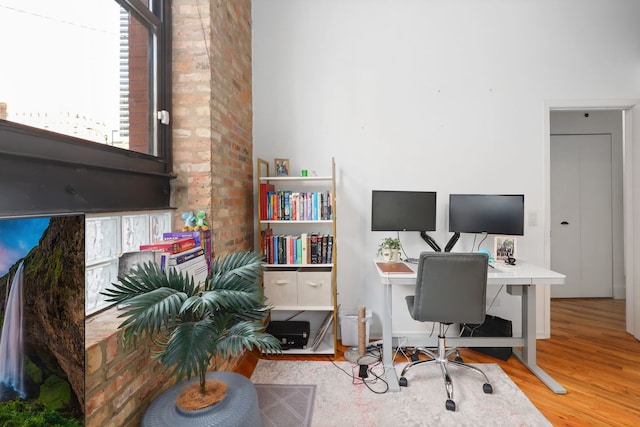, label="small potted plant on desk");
[377,237,402,262]
[102,250,281,427]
